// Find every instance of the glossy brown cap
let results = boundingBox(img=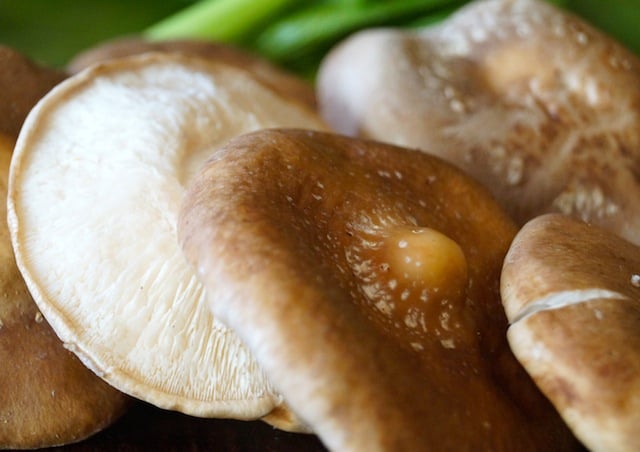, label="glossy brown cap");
[179,129,579,451]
